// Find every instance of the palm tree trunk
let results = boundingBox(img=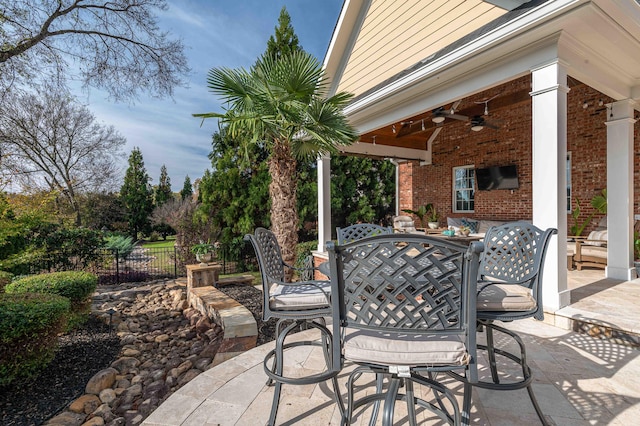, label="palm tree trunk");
[269,139,298,282]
